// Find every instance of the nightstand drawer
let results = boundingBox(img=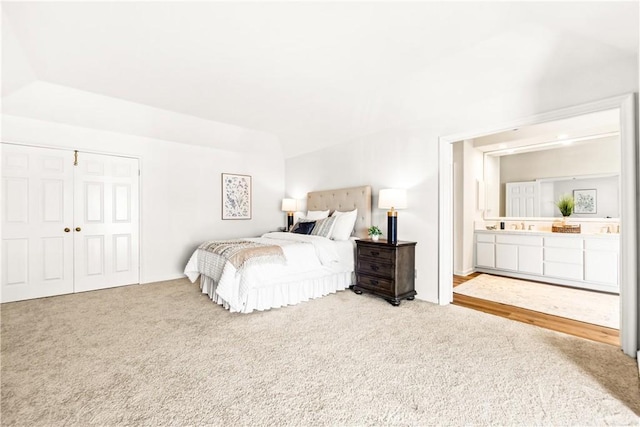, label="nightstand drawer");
[357,245,395,262]
[356,274,394,293]
[356,258,394,279]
